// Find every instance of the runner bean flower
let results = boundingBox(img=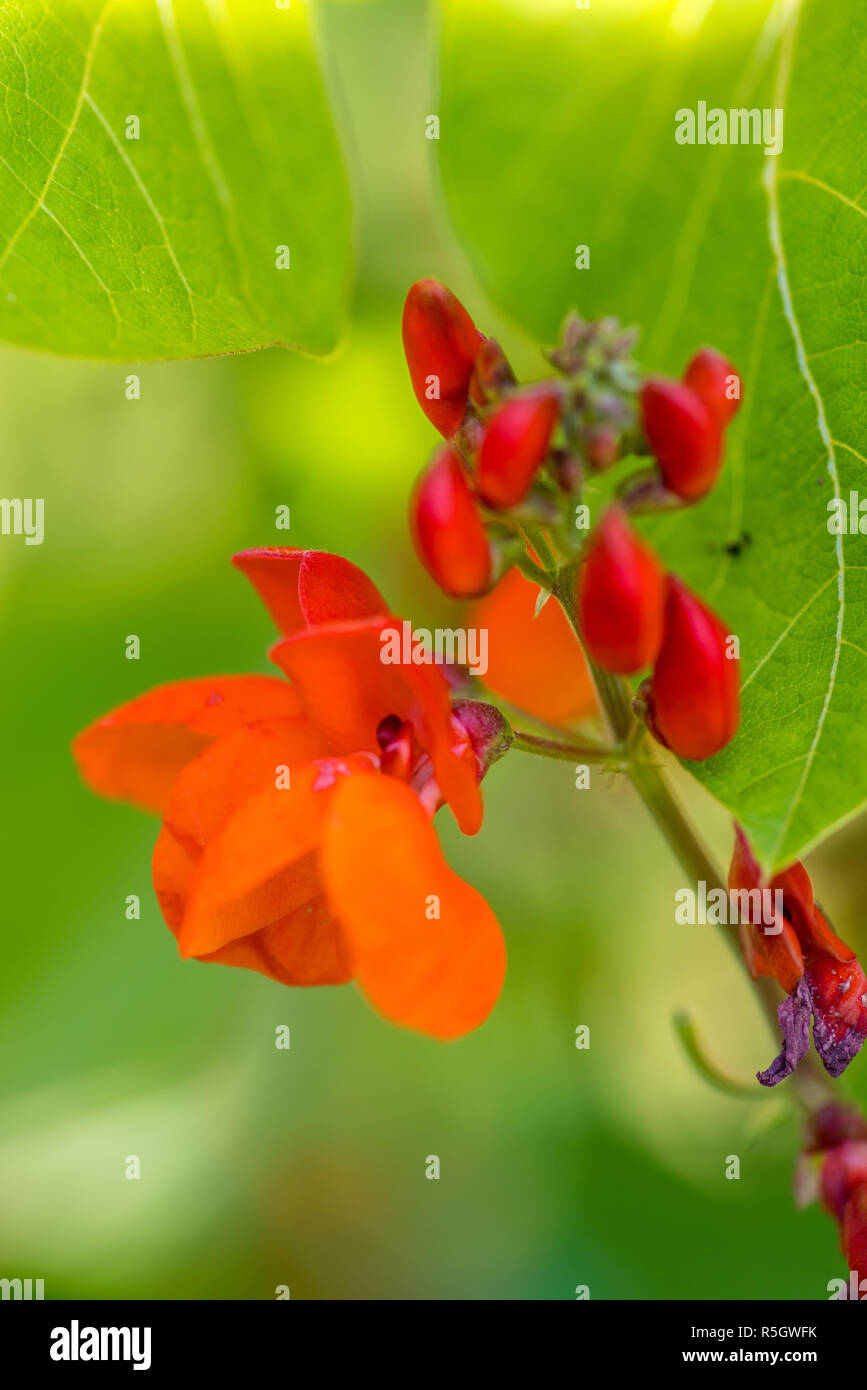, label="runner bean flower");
[74,549,508,1039]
